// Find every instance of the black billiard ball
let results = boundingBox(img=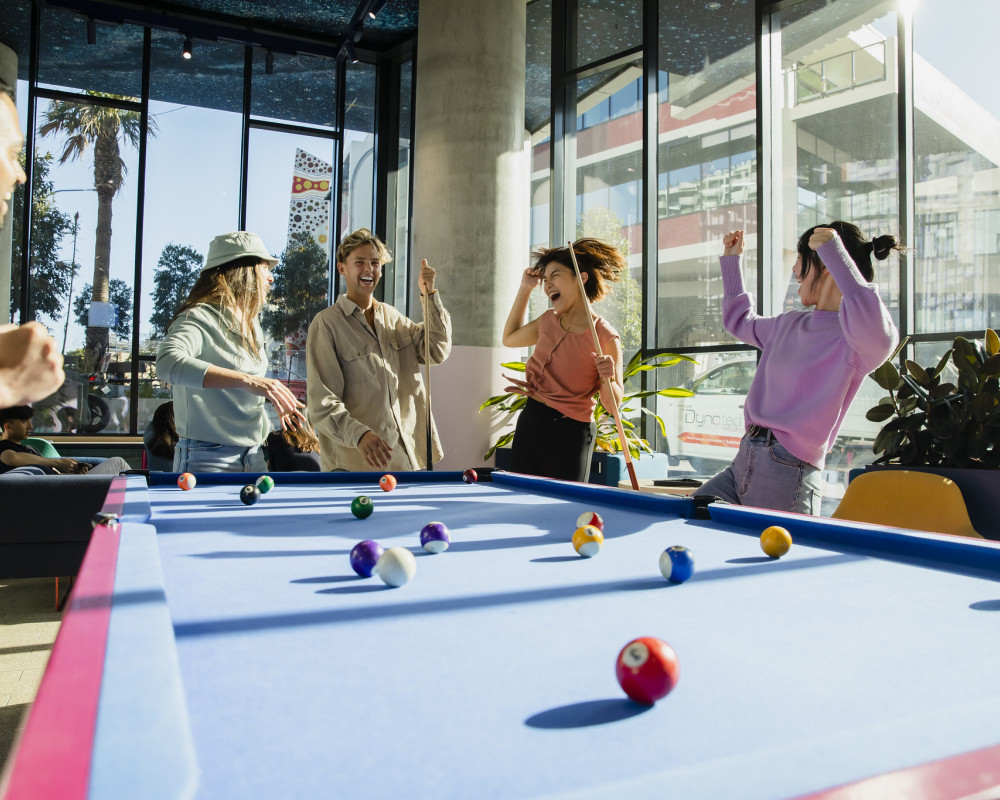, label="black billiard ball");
[240,484,261,505]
